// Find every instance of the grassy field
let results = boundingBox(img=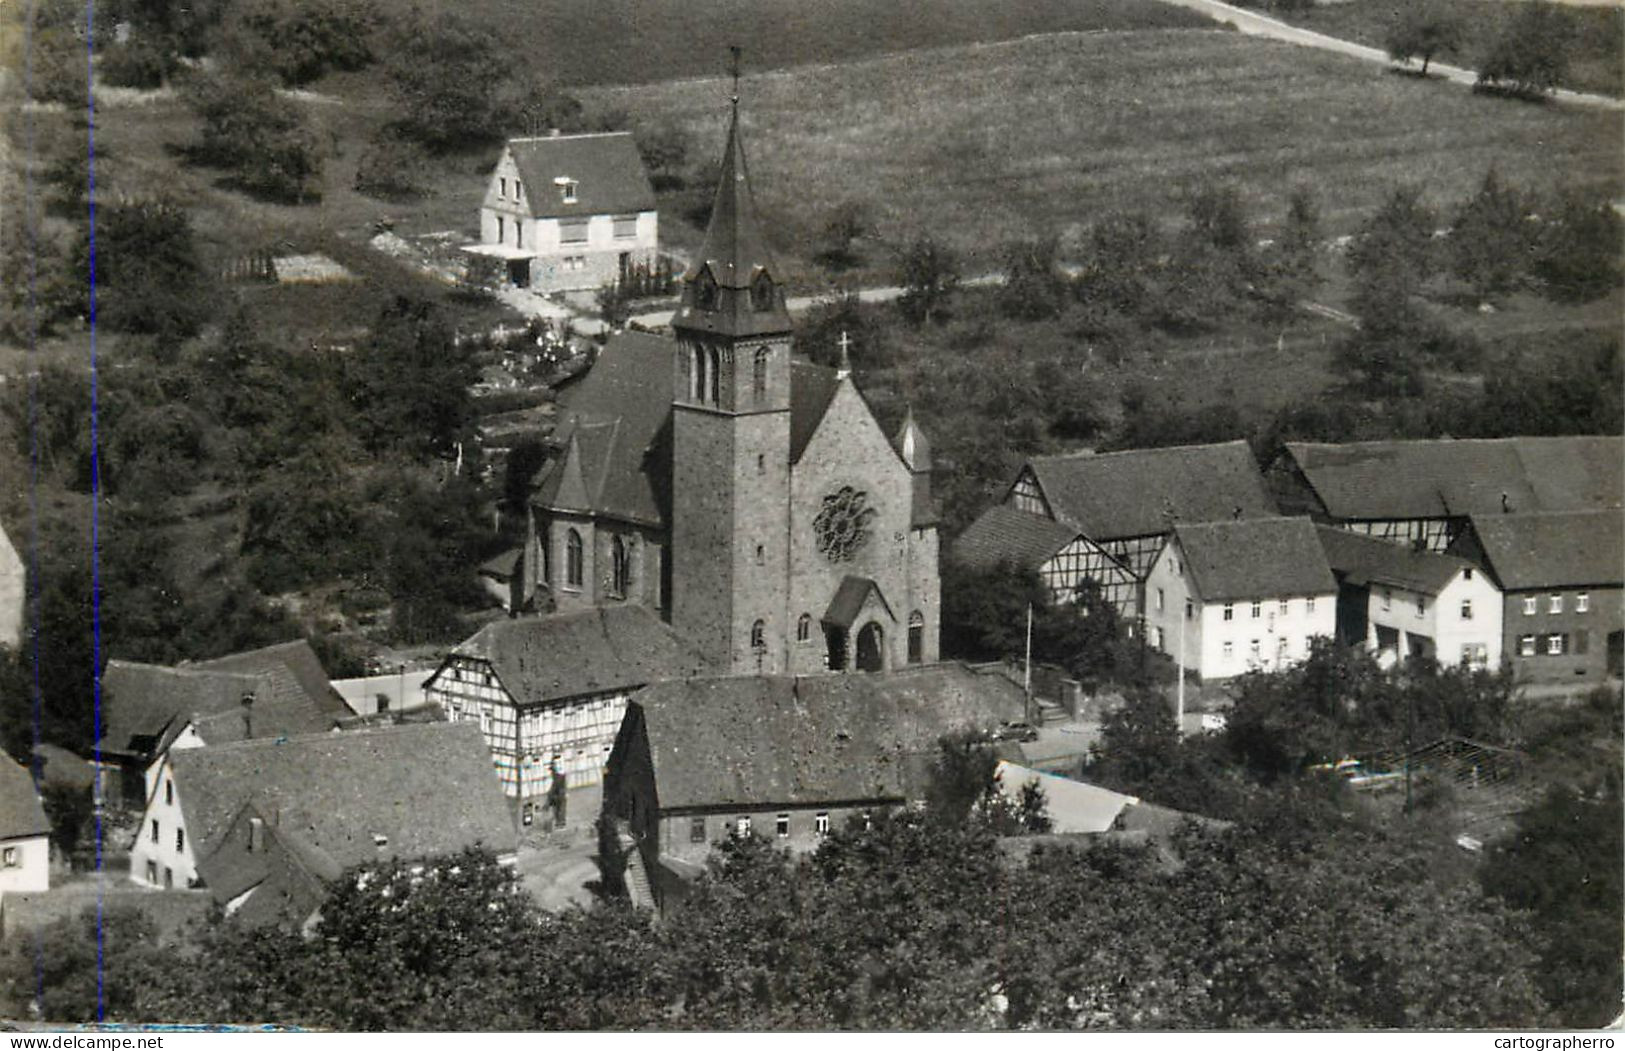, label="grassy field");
[408,0,1211,87]
[582,29,1624,283]
[1272,0,1624,97]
